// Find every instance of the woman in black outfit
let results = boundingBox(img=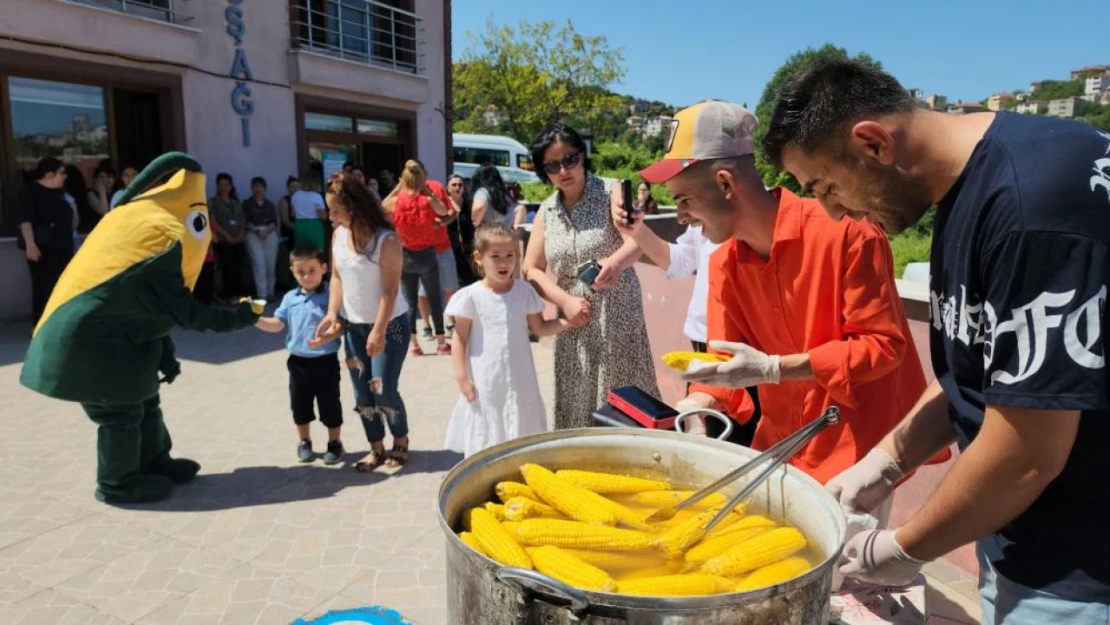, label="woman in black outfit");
[19,157,76,326]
